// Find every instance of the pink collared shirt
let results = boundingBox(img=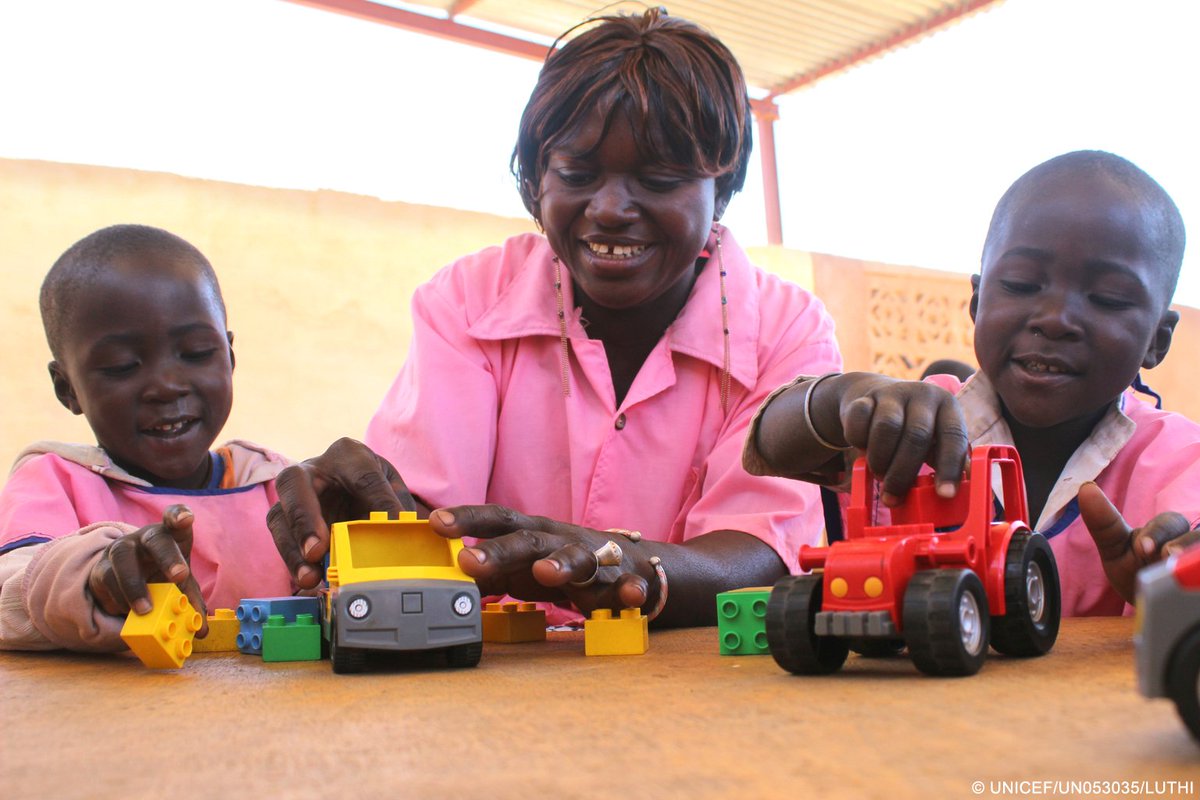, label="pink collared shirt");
[947,372,1200,616]
[365,231,842,575]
